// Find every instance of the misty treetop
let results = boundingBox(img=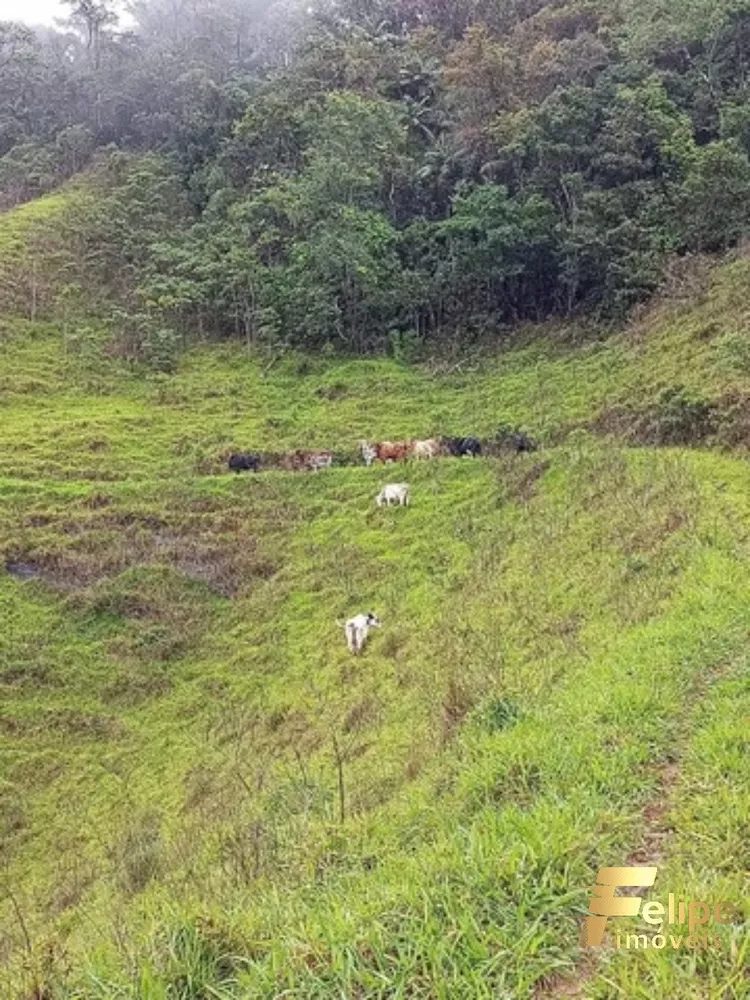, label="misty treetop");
[3,0,750,352]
